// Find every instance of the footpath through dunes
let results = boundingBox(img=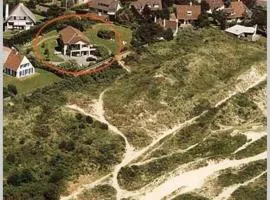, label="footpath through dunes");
[61,28,266,200]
